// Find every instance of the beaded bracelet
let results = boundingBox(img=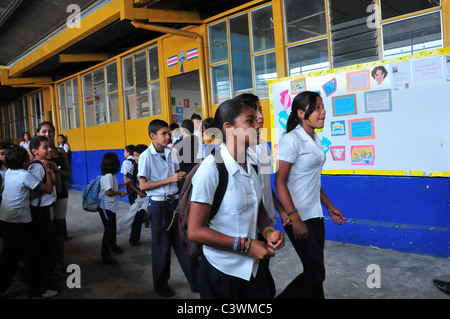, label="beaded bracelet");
[262,225,276,239]
[244,238,252,253]
[287,208,299,220]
